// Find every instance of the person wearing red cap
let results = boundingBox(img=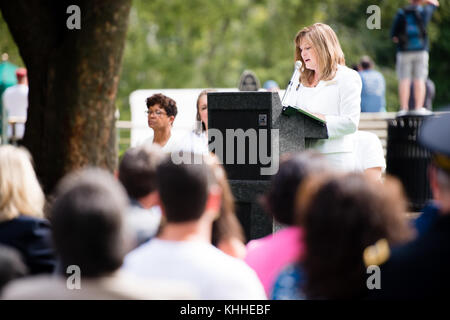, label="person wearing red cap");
[1,68,28,142]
